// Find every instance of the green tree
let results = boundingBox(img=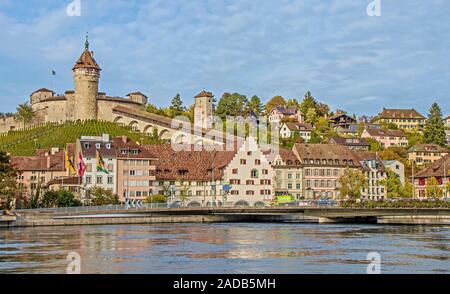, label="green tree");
[146,103,167,117]
[16,102,34,128]
[407,129,424,147]
[57,190,81,207]
[339,168,368,201]
[425,177,443,199]
[0,151,19,210]
[400,181,414,198]
[305,108,318,126]
[264,95,286,114]
[84,187,119,206]
[40,190,59,208]
[169,94,186,117]
[423,102,447,147]
[145,194,167,203]
[316,102,330,117]
[367,138,383,151]
[299,91,317,116]
[215,93,248,118]
[286,98,299,108]
[247,95,263,115]
[379,170,402,198]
